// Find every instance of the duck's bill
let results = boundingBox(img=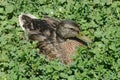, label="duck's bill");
[76,32,92,45]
